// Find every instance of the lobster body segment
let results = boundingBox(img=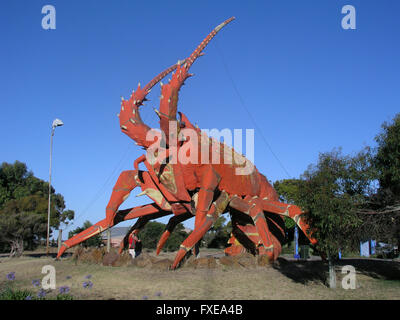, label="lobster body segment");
[57,17,317,269]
